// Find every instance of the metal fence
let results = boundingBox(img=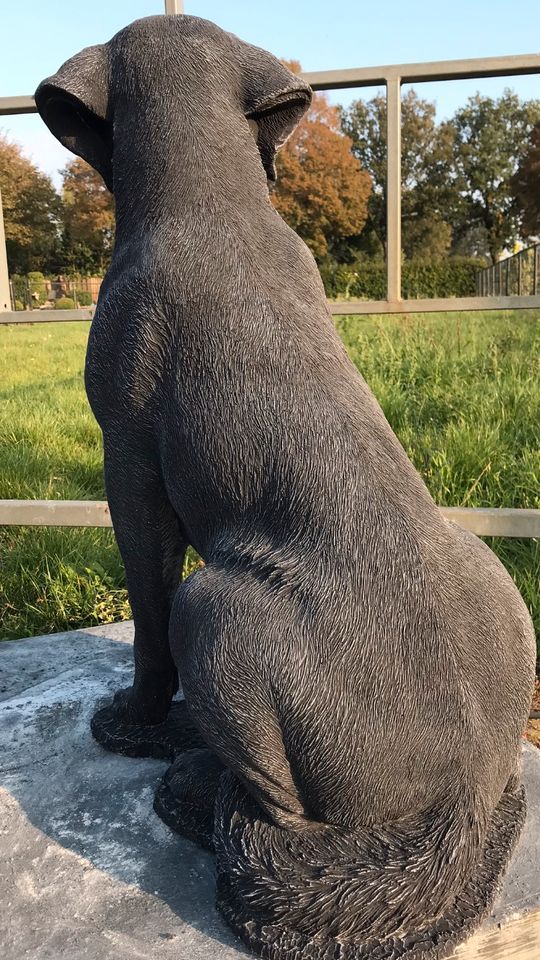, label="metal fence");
[10,275,102,310]
[2,24,540,319]
[476,243,540,297]
[0,0,540,539]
